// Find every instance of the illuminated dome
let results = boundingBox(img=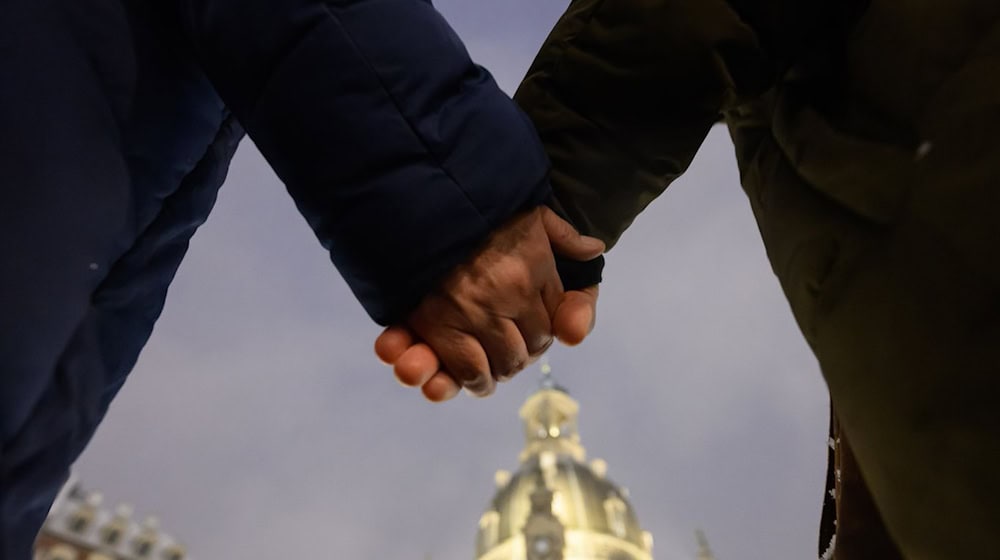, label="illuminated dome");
[475,368,654,560]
